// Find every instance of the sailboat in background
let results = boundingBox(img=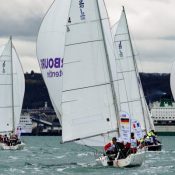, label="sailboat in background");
[0,37,25,150]
[113,7,161,151]
[37,0,145,167]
